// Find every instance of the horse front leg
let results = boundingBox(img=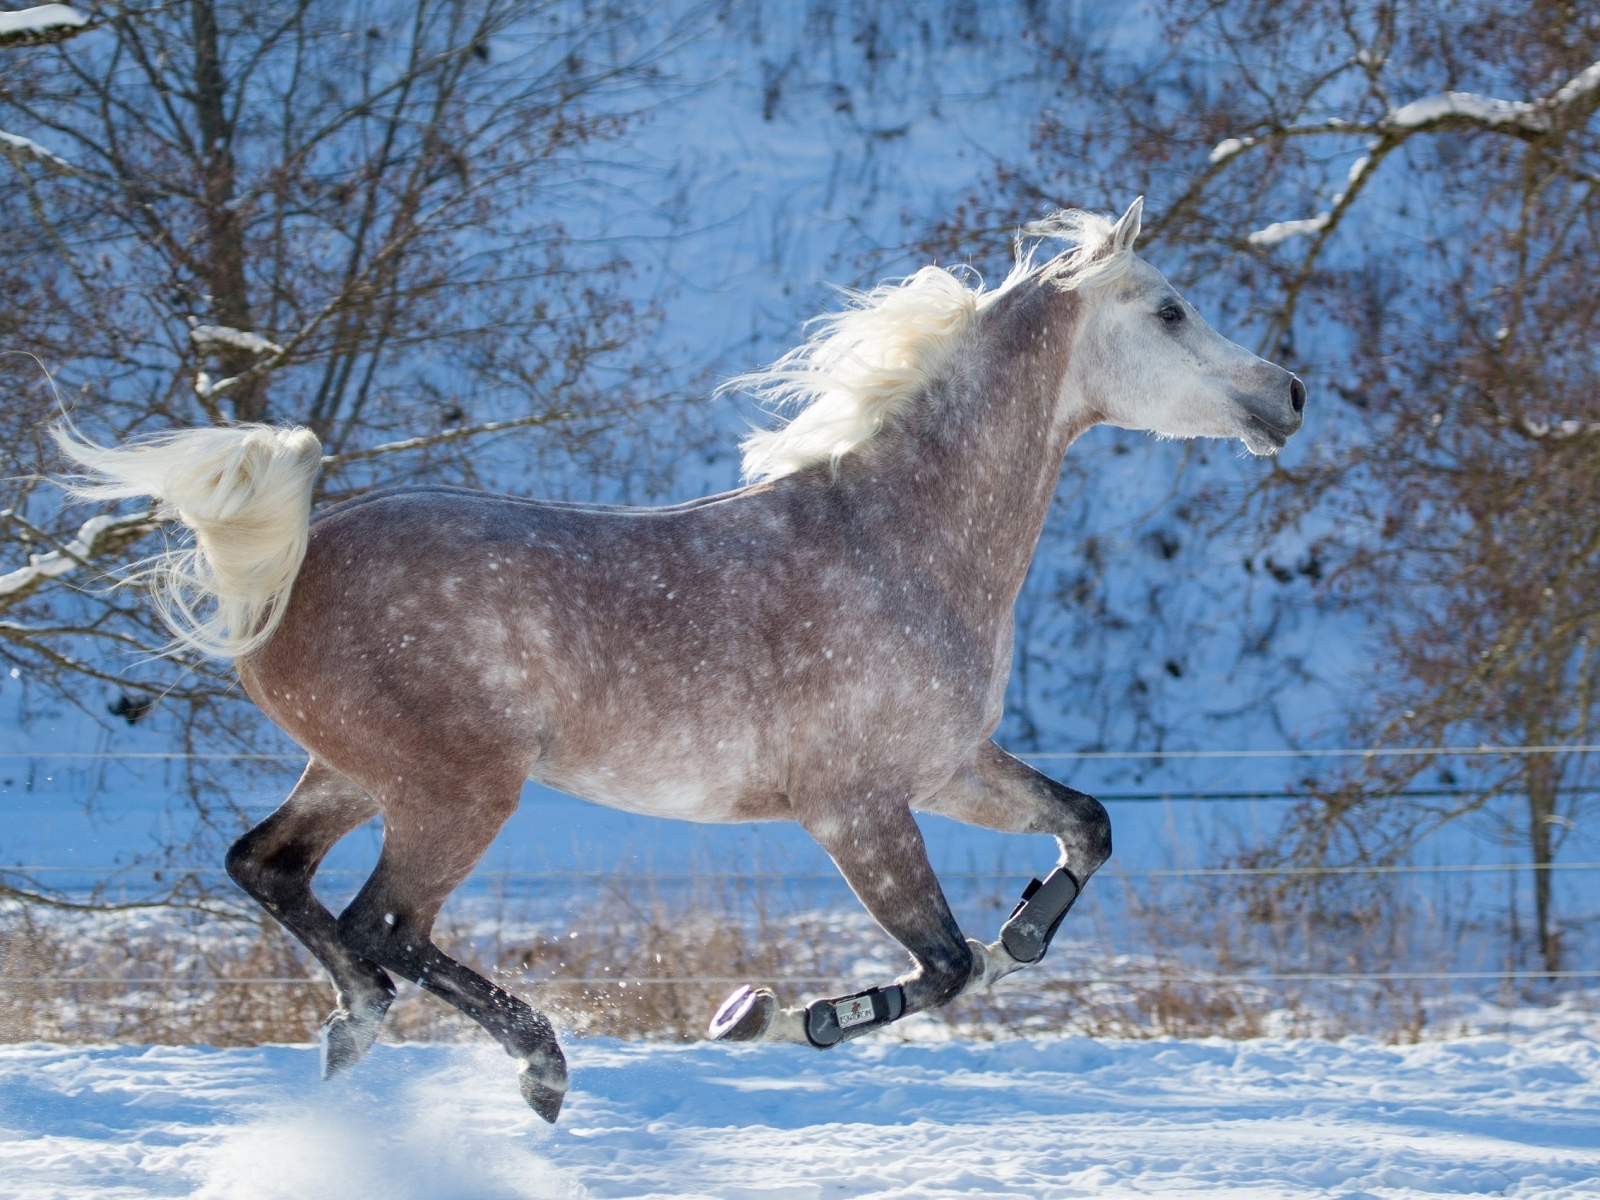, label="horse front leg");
[710,799,975,1047]
[914,739,1111,992]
